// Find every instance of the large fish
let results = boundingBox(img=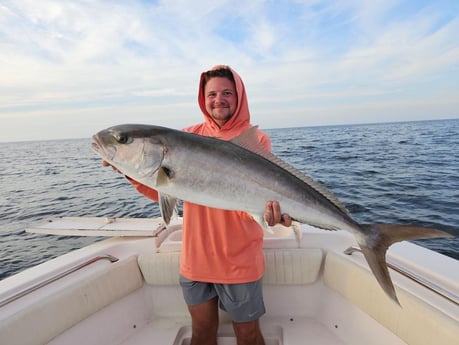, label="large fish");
[92,124,453,304]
